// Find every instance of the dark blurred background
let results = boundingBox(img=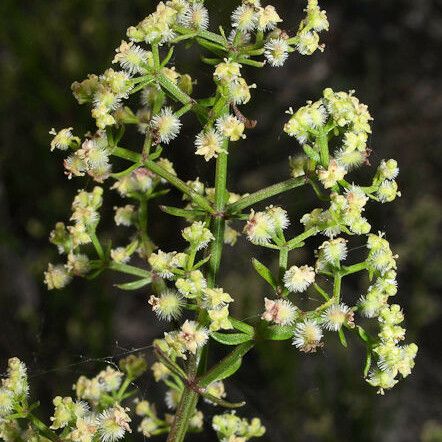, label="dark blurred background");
[1,0,441,441]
